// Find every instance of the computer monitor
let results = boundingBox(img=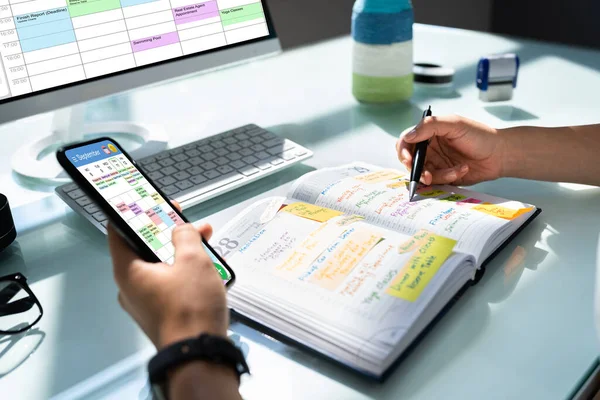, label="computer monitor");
[0,0,280,183]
